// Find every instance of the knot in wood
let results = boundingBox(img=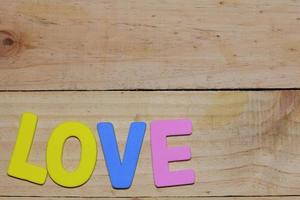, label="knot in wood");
[0,30,20,57]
